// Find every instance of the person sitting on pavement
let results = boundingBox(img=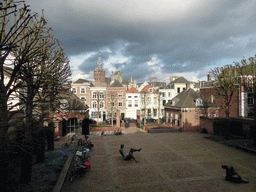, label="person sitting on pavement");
[119,144,141,163]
